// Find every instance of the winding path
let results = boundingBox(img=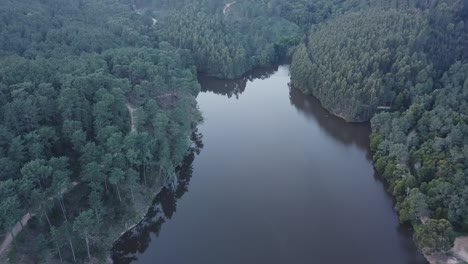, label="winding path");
[0,213,33,256]
[131,2,157,27]
[223,1,236,15]
[0,182,79,257]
